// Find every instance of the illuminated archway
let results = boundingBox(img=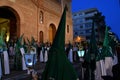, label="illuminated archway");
[49,24,56,43]
[0,6,20,42]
